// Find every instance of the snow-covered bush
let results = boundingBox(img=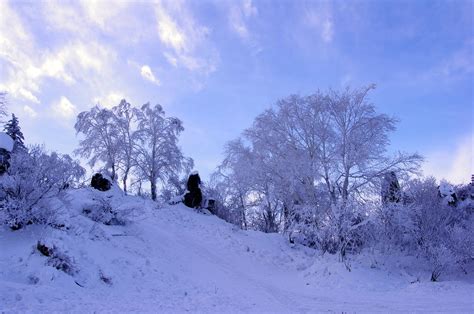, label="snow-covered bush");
[289,200,372,260]
[455,183,474,204]
[82,196,125,225]
[288,205,324,248]
[0,146,85,230]
[376,177,474,280]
